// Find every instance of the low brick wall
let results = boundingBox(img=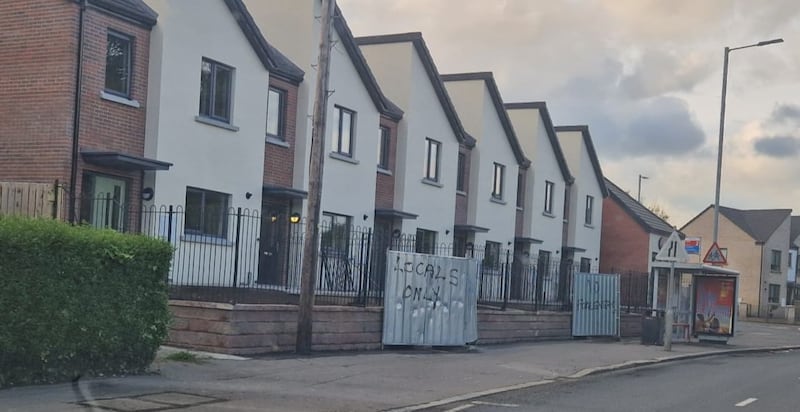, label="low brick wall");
[168,300,383,355]
[477,310,572,344]
[168,301,645,355]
